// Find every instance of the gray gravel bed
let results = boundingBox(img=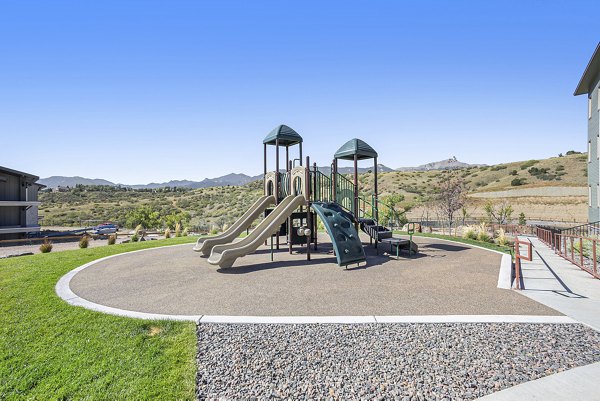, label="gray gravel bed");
[197,323,600,400]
